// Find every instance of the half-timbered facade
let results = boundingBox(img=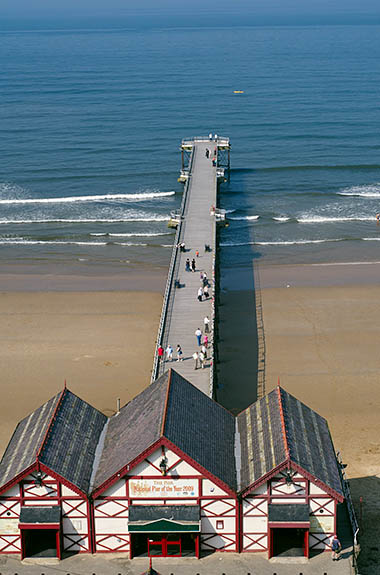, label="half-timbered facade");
[0,370,345,560]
